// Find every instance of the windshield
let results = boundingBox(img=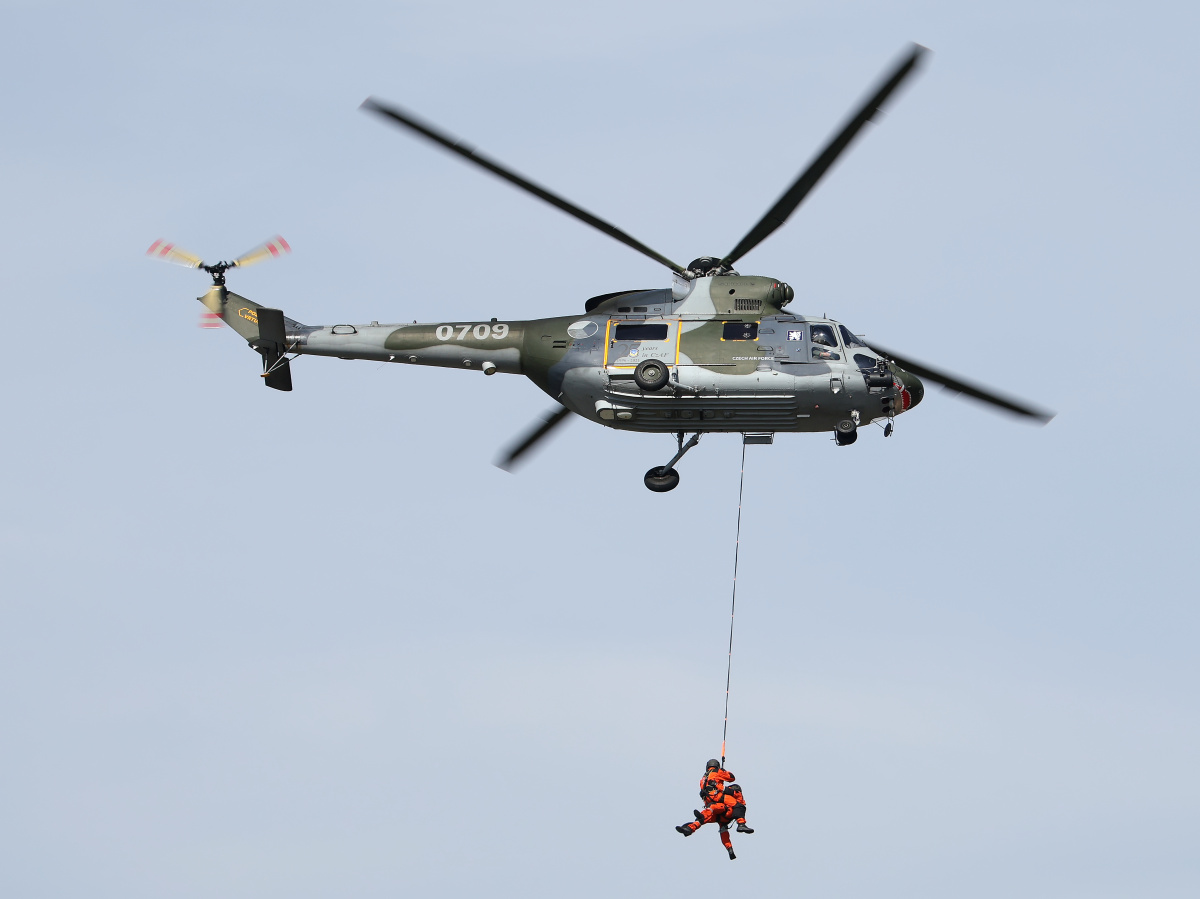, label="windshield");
[839,324,867,349]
